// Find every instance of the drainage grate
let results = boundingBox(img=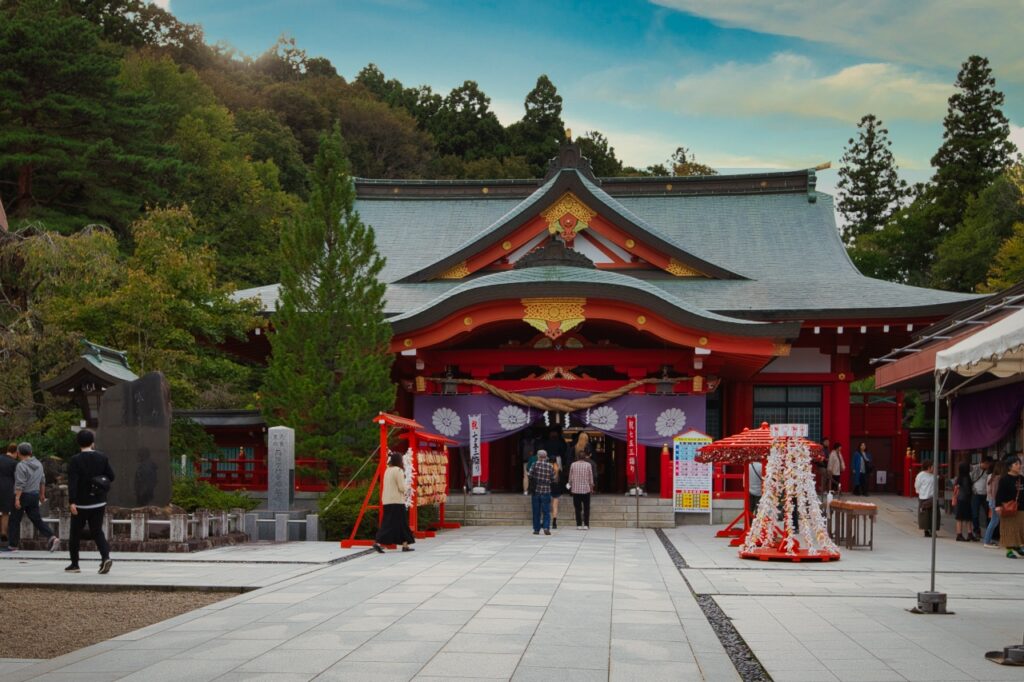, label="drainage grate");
[655,528,772,682]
